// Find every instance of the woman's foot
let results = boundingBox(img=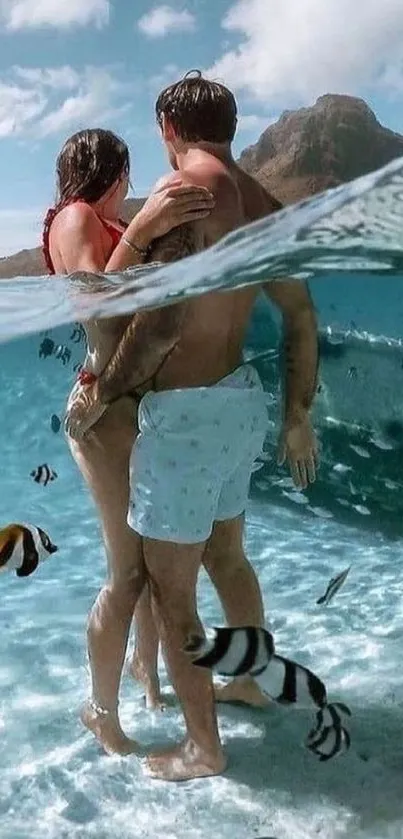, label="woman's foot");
[143,737,227,782]
[213,677,271,708]
[80,700,140,756]
[130,655,165,711]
